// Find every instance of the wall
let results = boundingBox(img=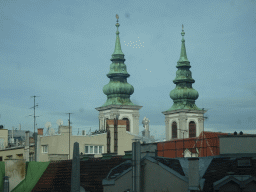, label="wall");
[164,110,204,141]
[98,108,141,135]
[38,121,139,161]
[5,159,26,192]
[140,143,157,159]
[38,133,108,162]
[0,148,25,161]
[219,136,256,154]
[143,159,188,192]
[104,170,132,192]
[0,129,8,149]
[107,120,135,155]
